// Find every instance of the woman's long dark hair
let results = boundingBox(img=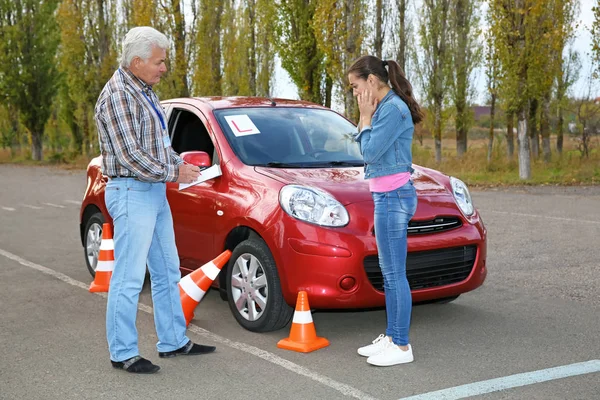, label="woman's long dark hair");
[348,55,424,124]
